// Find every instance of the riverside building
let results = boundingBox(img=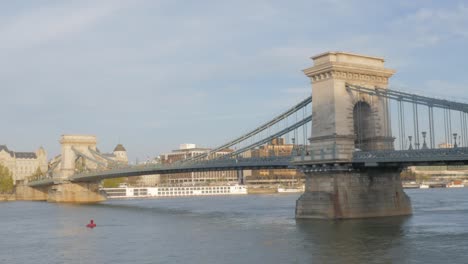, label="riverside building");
[0,145,48,185]
[159,144,237,185]
[246,138,304,185]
